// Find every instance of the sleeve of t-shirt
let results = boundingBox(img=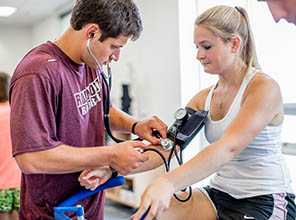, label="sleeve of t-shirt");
[10,74,63,157]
